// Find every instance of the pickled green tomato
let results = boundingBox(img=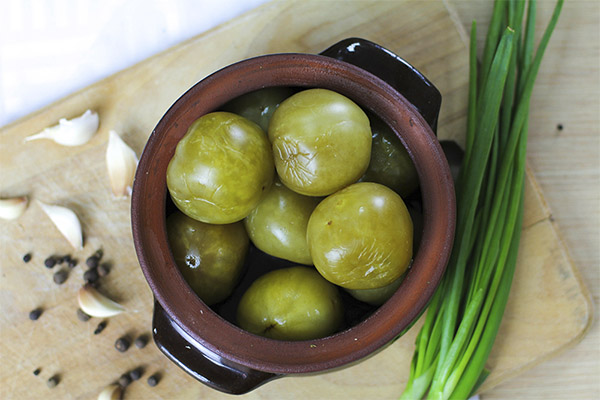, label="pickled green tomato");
[346,274,405,306]
[268,89,372,197]
[166,211,249,305]
[167,112,274,224]
[360,115,419,197]
[221,87,295,132]
[244,179,320,265]
[307,182,413,290]
[236,266,344,341]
